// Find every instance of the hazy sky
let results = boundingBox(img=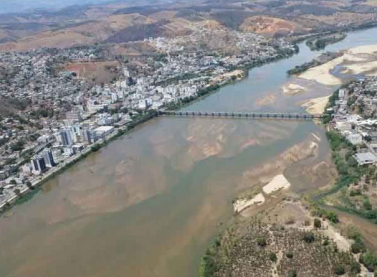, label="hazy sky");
[0,0,113,14]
